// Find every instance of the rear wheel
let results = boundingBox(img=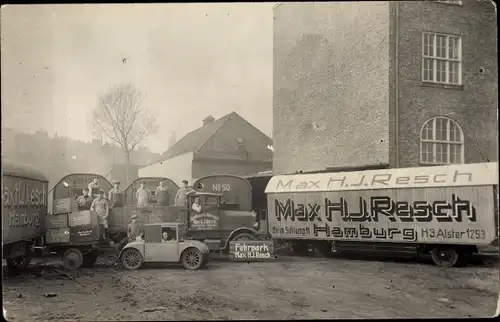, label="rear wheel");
[62,248,84,270]
[431,247,459,267]
[316,241,334,258]
[121,248,143,270]
[292,242,311,256]
[6,252,32,273]
[181,248,204,270]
